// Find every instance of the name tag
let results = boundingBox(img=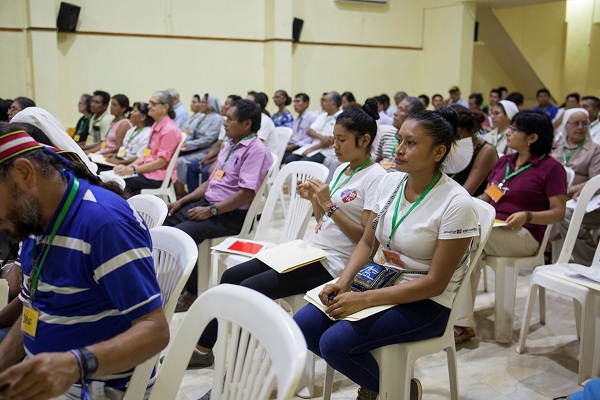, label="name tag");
[22,303,40,340]
[382,249,402,267]
[214,170,224,181]
[73,134,80,142]
[143,148,151,157]
[117,149,126,158]
[101,142,107,149]
[380,160,394,170]
[485,182,507,202]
